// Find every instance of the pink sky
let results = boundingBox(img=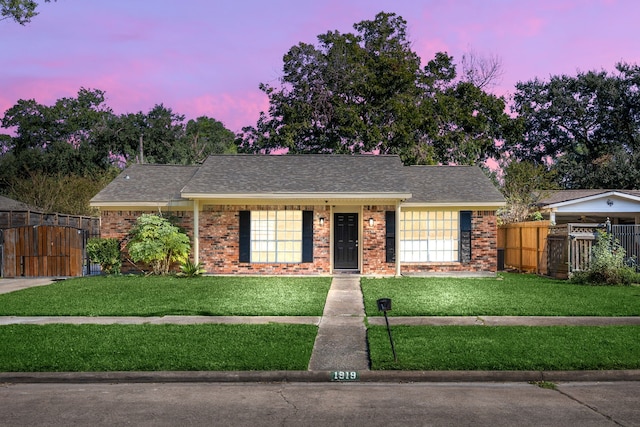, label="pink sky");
[1,0,638,134]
